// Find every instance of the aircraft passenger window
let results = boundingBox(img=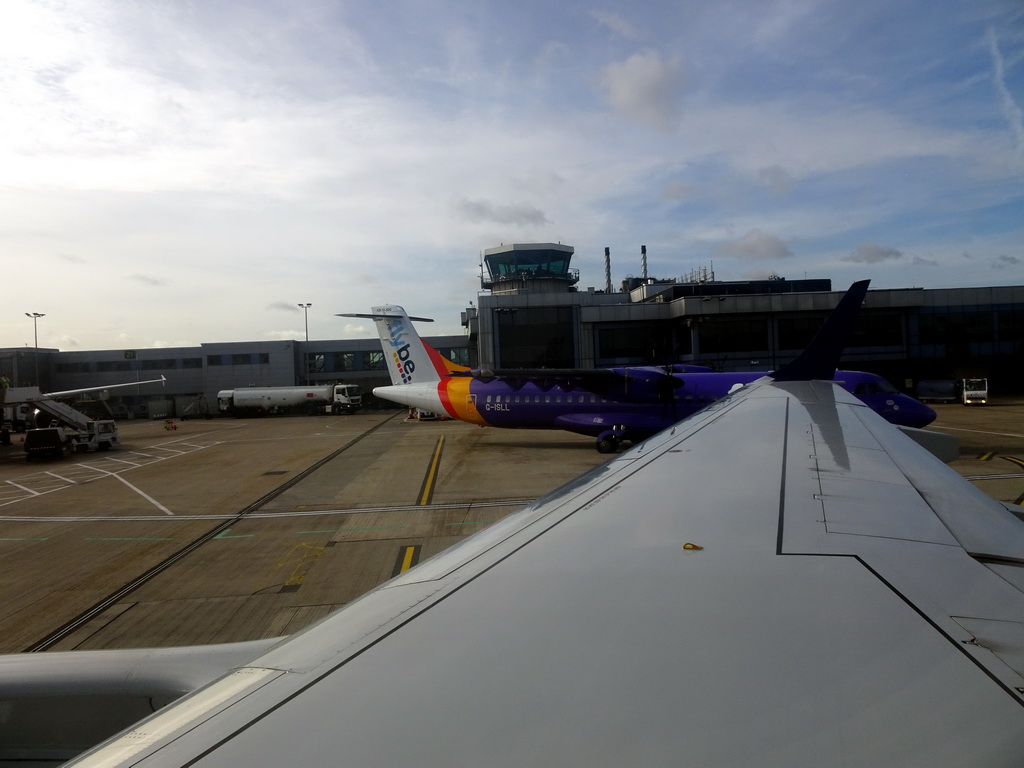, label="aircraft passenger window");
[591,395,596,403]
[515,395,520,403]
[545,395,551,403]
[486,395,492,403]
